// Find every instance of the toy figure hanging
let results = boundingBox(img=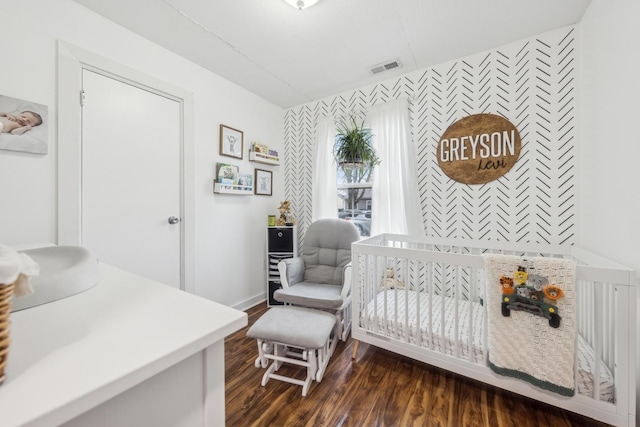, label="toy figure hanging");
[499,265,564,328]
